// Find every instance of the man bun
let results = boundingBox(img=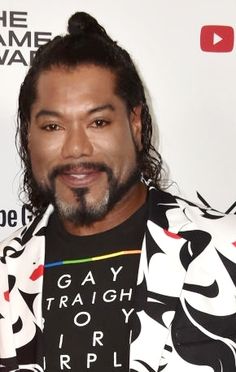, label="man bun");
[68,12,113,42]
